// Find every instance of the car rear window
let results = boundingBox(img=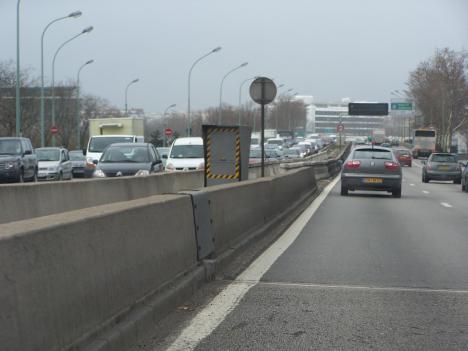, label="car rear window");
[430,154,457,163]
[353,149,393,160]
[397,150,410,156]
